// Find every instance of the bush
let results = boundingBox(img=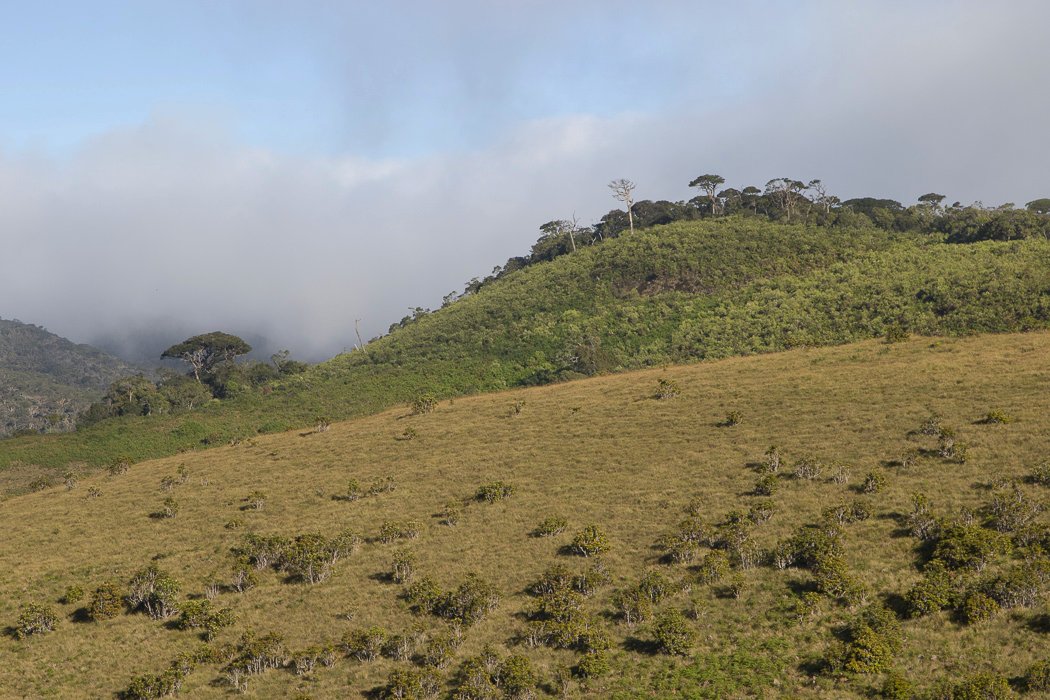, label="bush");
[421,633,459,669]
[880,670,913,699]
[176,600,235,640]
[127,566,181,619]
[158,497,179,519]
[498,655,538,700]
[244,491,266,510]
[696,550,730,584]
[89,581,125,620]
[1031,461,1050,487]
[533,515,568,537]
[109,456,132,475]
[637,570,674,604]
[573,561,611,596]
[120,667,186,699]
[612,586,654,625]
[405,576,443,615]
[904,562,954,617]
[571,525,610,557]
[438,573,500,626]
[822,501,870,526]
[835,606,903,674]
[442,501,461,526]
[574,650,610,679]
[1024,660,1050,692]
[762,445,782,473]
[391,548,415,584]
[861,469,887,494]
[721,410,742,427]
[15,603,59,639]
[655,377,681,399]
[988,483,1042,533]
[813,555,863,603]
[344,479,362,501]
[932,523,1010,572]
[979,409,1014,425]
[384,666,442,699]
[475,481,514,503]
[222,631,286,692]
[748,499,776,524]
[907,493,938,541]
[980,563,1047,609]
[793,456,823,481]
[62,584,85,605]
[368,476,397,495]
[342,626,388,661]
[937,672,1014,699]
[530,564,573,596]
[960,591,999,625]
[412,393,438,415]
[651,608,694,655]
[378,520,422,544]
[754,474,778,496]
